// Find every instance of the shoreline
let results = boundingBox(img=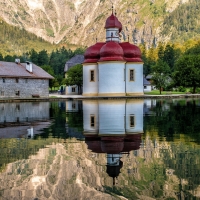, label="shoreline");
[0,94,200,103]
